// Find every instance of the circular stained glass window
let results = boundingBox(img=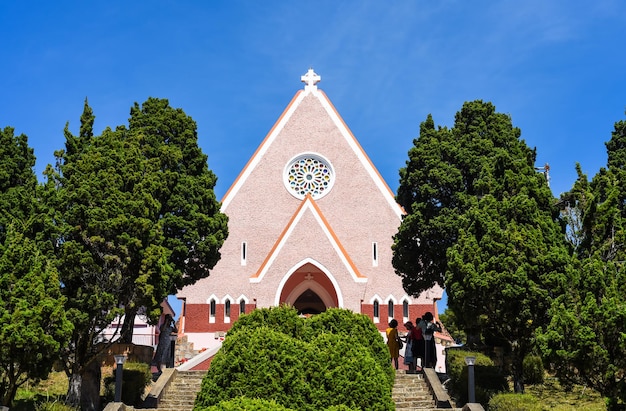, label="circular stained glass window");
[283,153,335,200]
